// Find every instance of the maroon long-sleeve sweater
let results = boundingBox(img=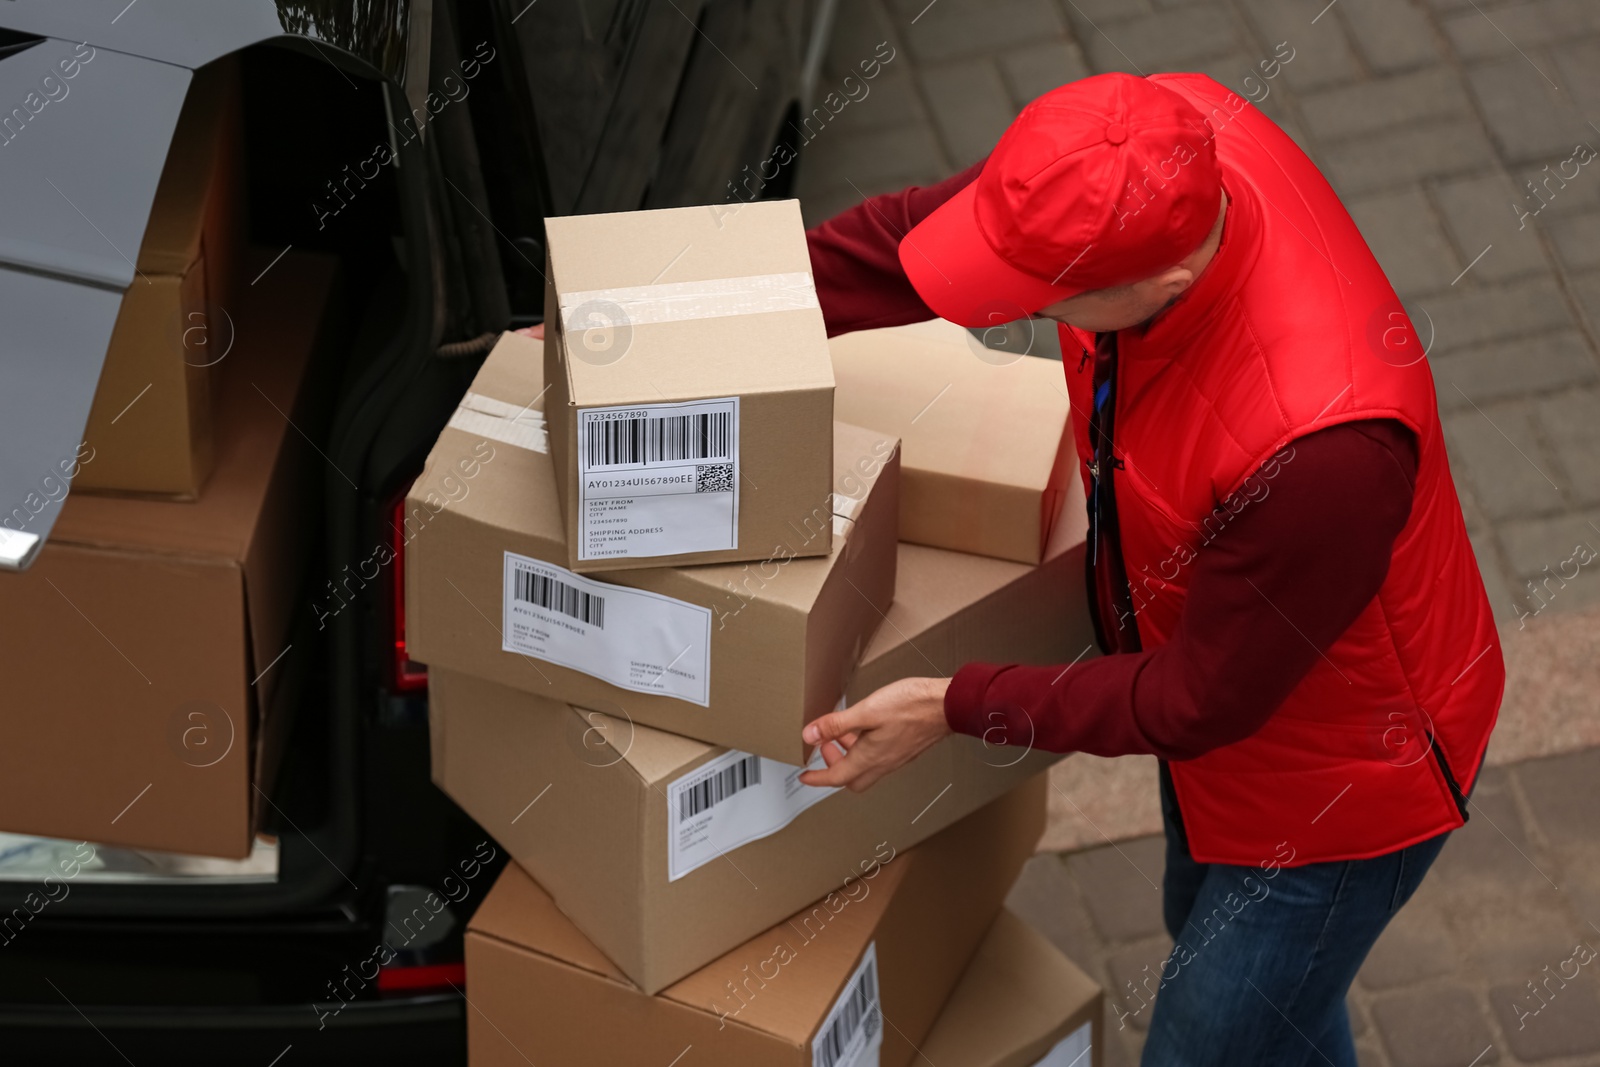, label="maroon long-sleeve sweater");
[807,164,1418,761]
